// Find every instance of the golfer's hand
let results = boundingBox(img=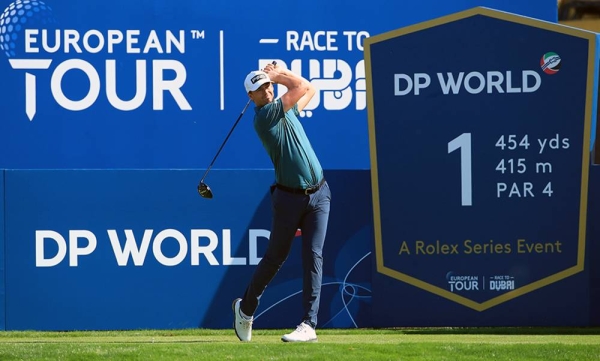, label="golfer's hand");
[263,62,278,72]
[264,63,284,83]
